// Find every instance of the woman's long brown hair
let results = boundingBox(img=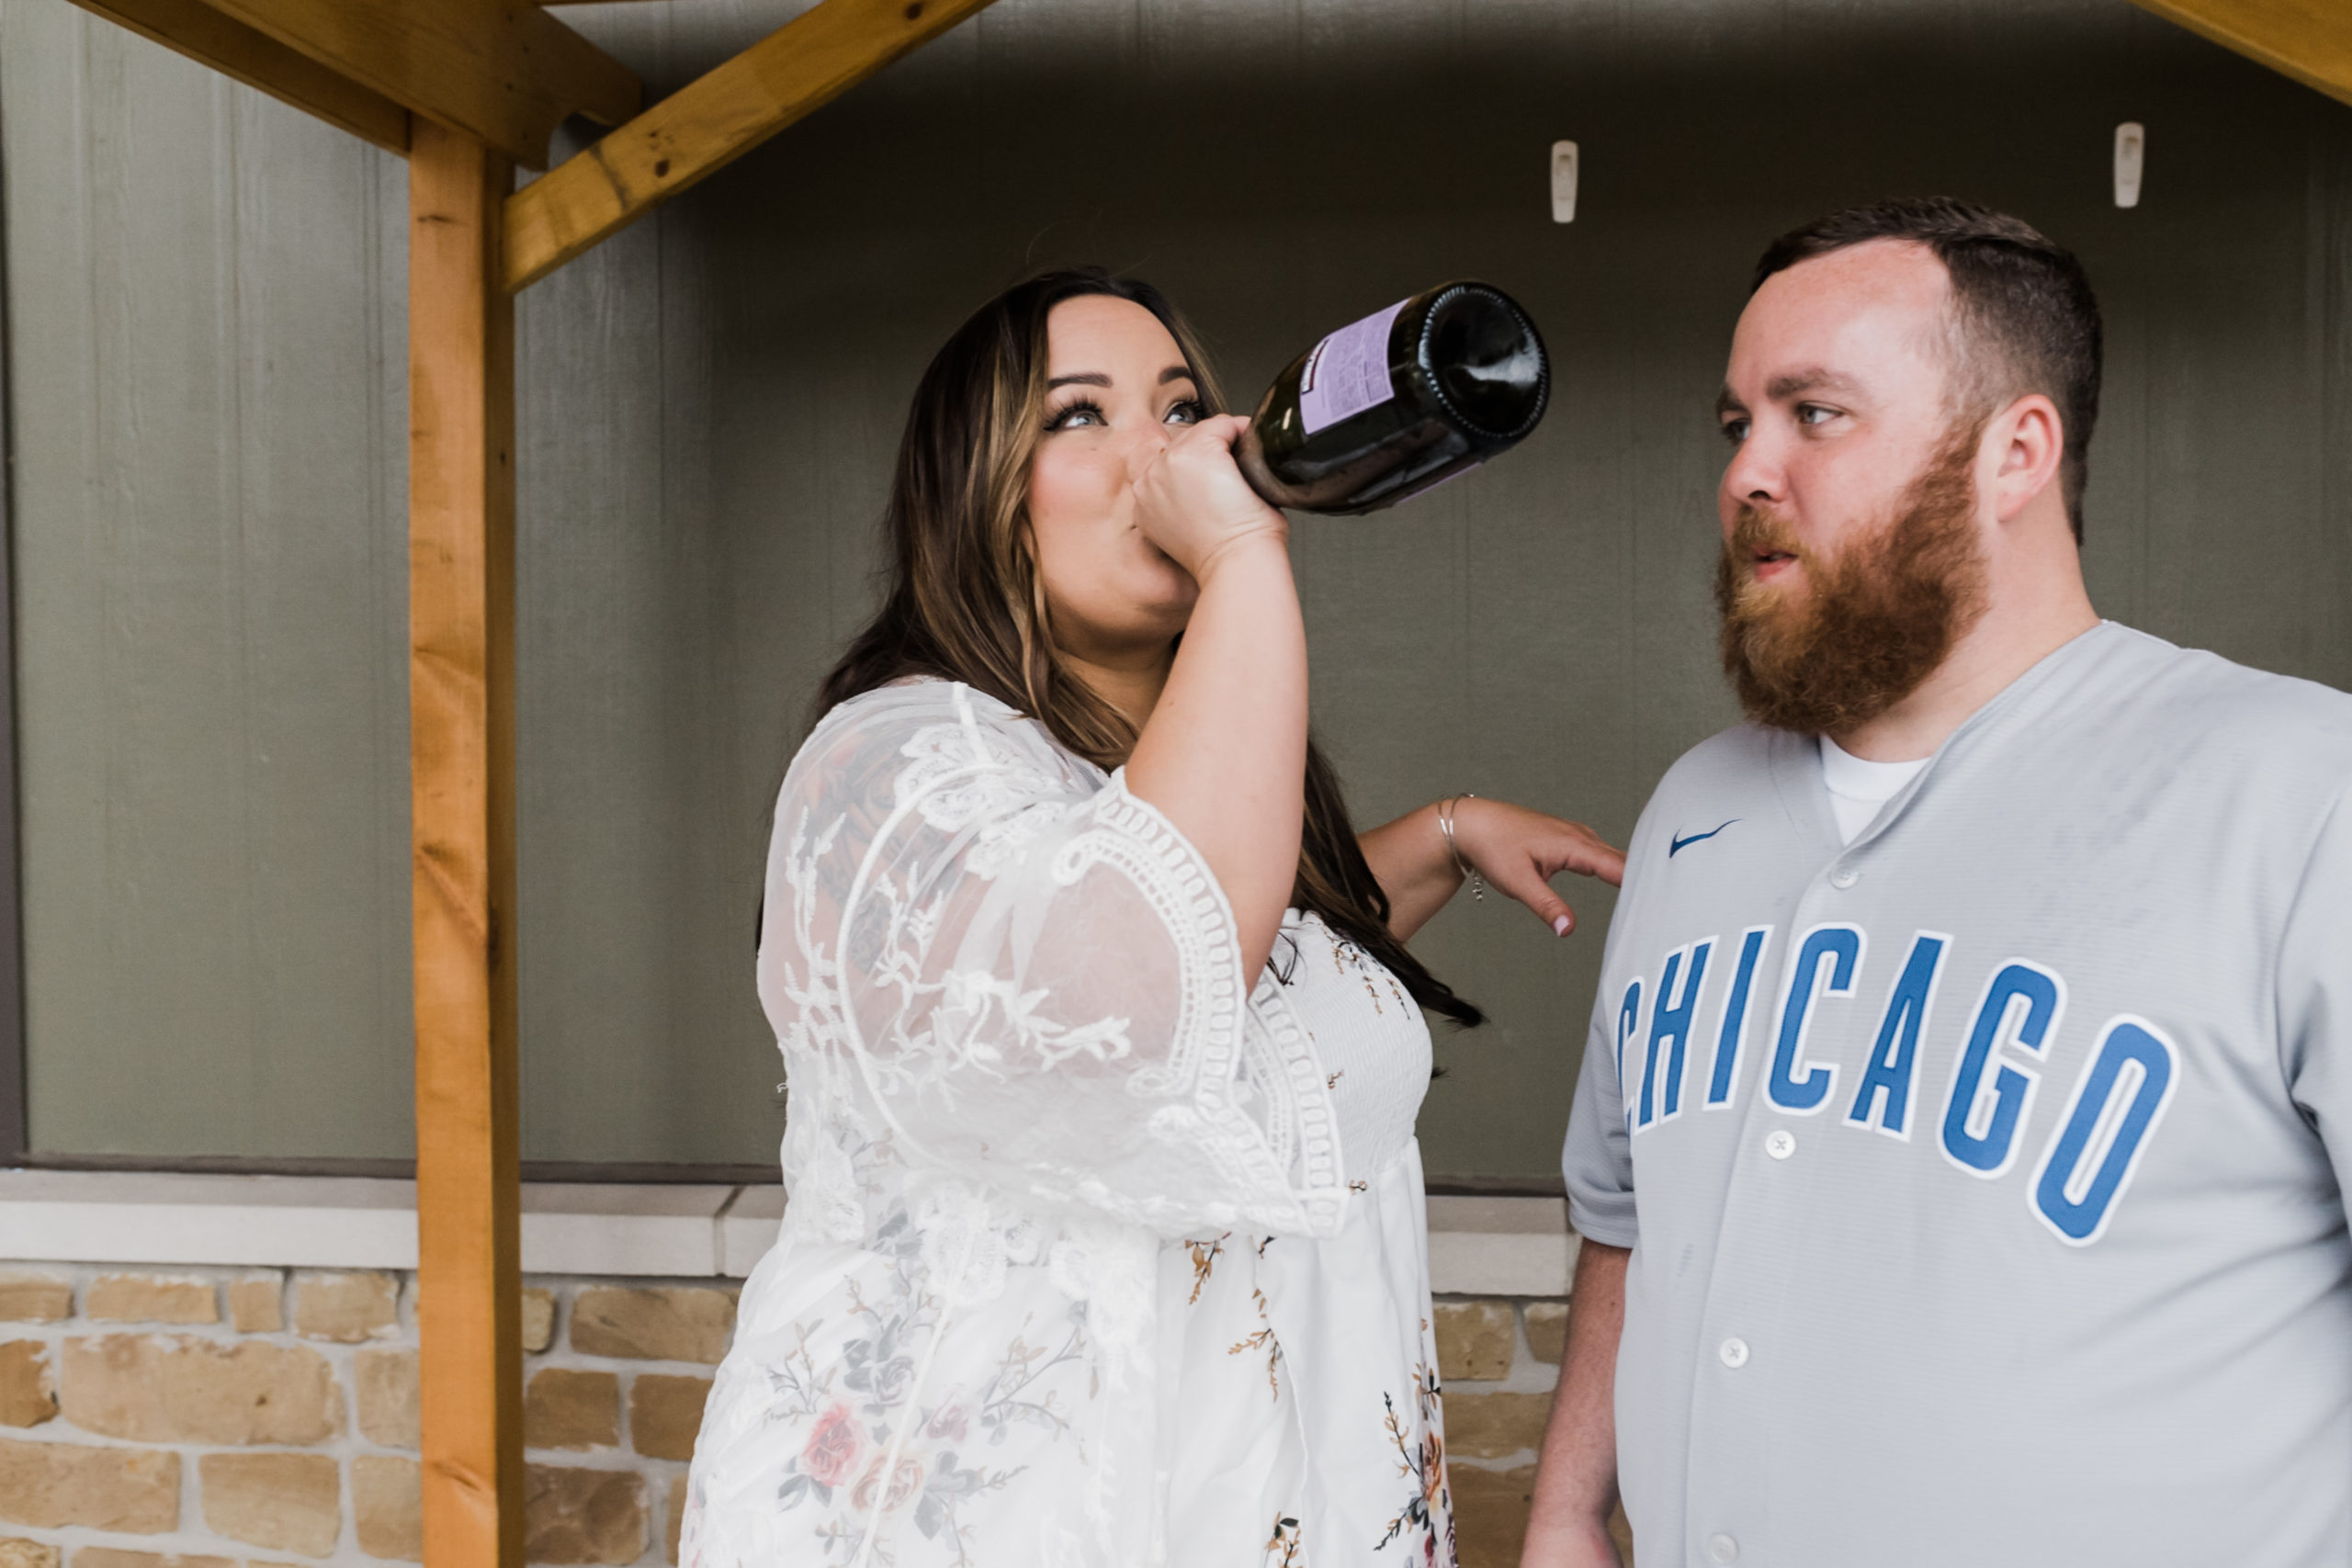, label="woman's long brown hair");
[818,268,1482,1028]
